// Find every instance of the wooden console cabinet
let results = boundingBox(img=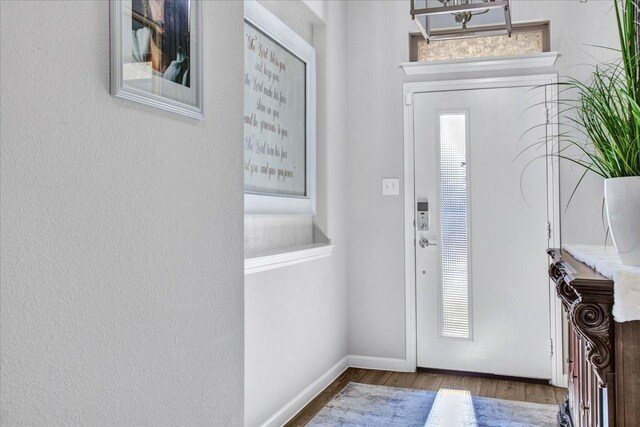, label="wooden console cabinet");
[548,249,640,427]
